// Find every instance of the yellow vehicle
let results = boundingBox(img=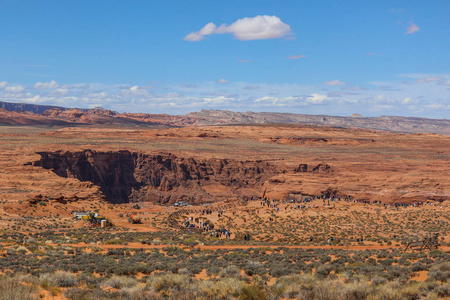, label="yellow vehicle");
[77,211,113,227]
